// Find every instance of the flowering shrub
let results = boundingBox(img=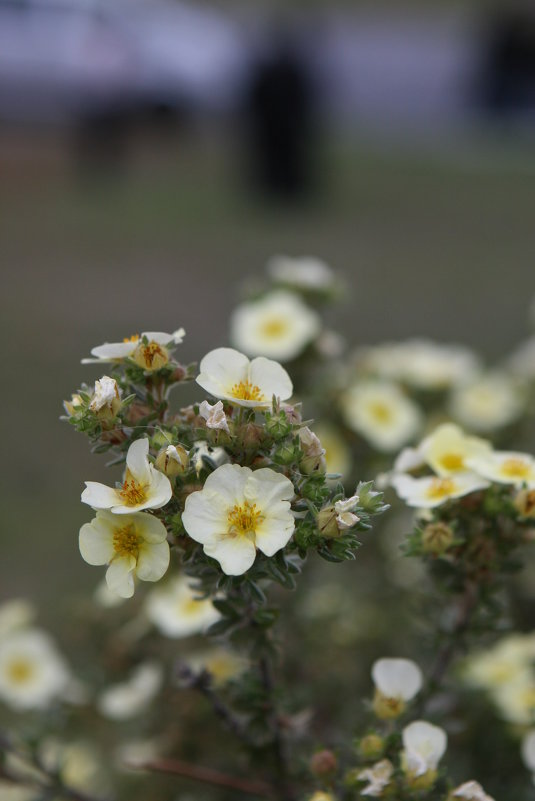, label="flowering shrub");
[2,256,535,800]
